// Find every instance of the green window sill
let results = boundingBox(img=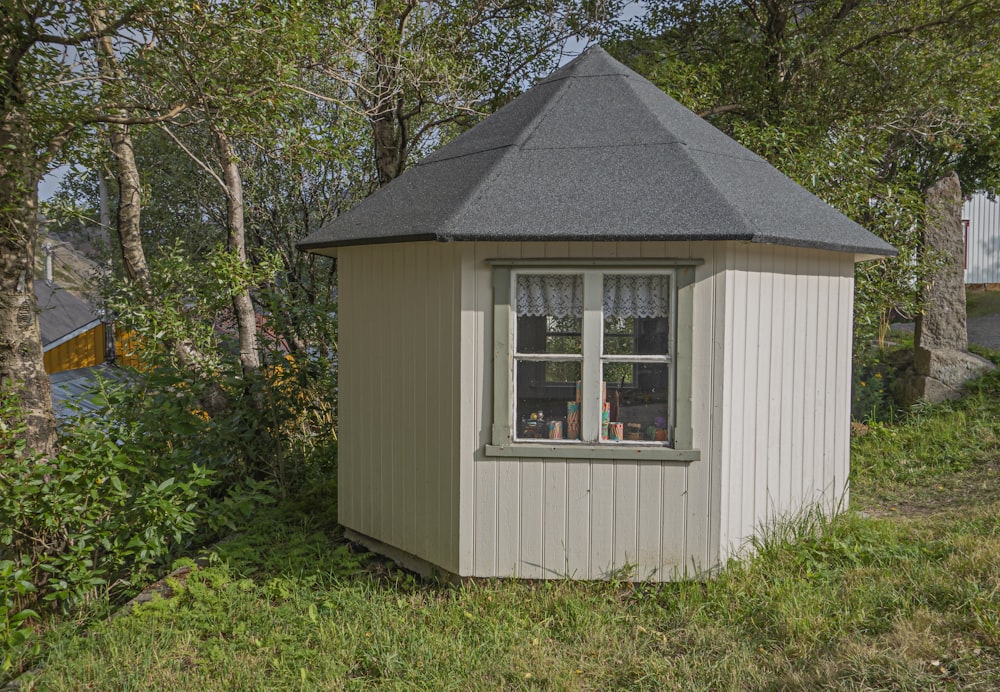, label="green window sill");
[484,444,700,462]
